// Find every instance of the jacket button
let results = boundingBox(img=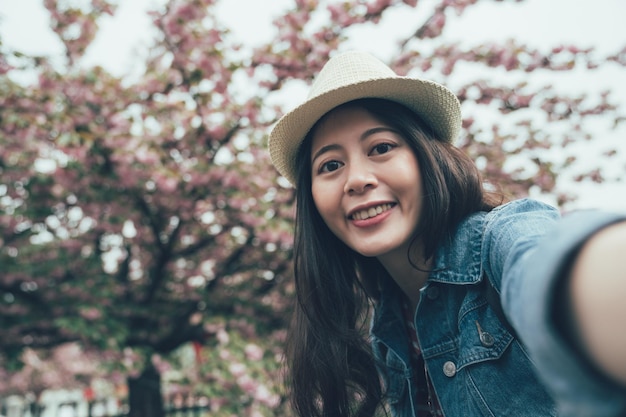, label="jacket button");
[443,361,456,377]
[479,332,495,347]
[426,285,440,300]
